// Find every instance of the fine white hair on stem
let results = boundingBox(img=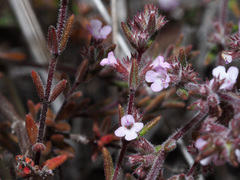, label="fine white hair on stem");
[8,0,63,113]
